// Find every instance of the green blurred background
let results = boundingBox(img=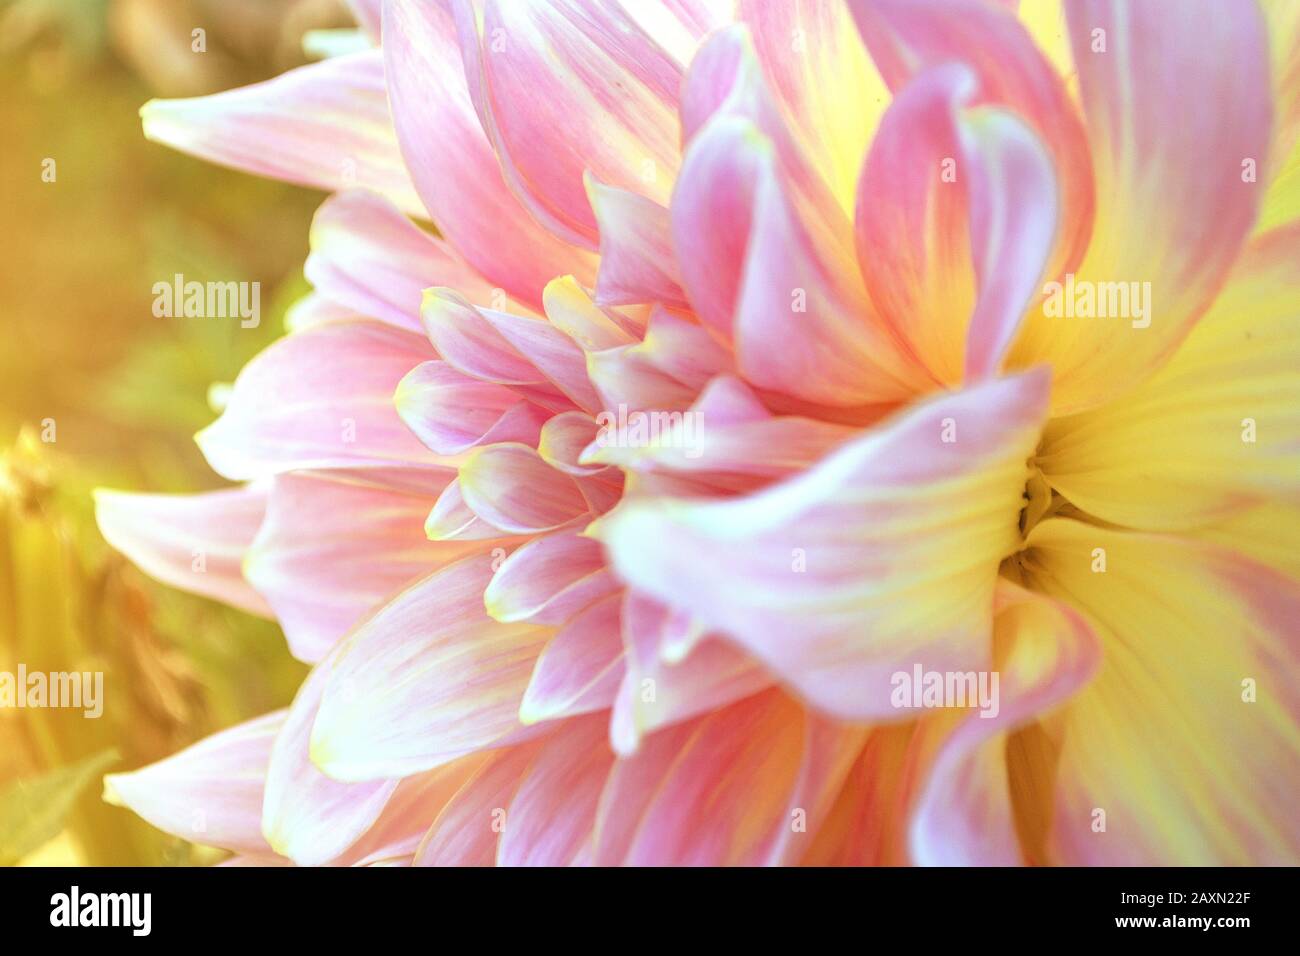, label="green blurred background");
[0,0,356,864]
